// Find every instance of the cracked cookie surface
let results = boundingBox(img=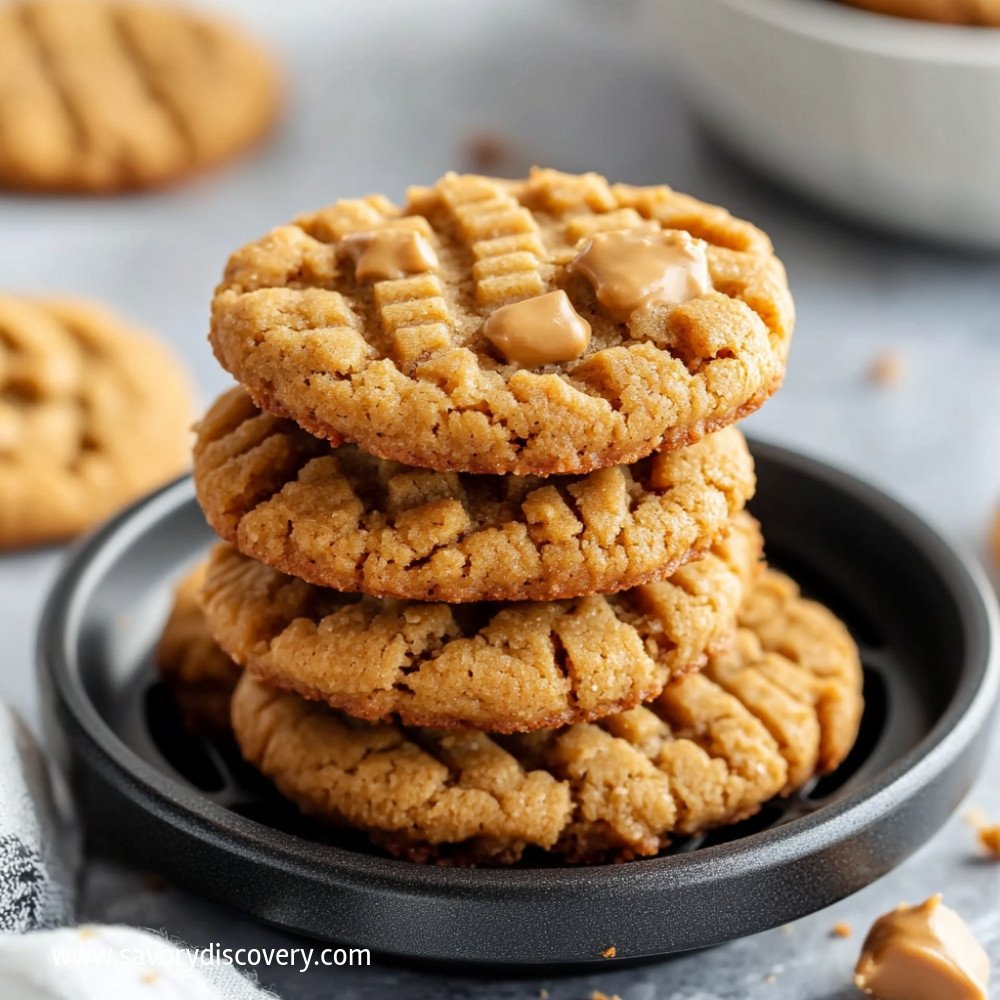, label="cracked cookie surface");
[194,386,755,602]
[0,0,280,192]
[231,567,863,863]
[0,295,193,548]
[202,513,764,733]
[210,167,793,475]
[156,562,241,735]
